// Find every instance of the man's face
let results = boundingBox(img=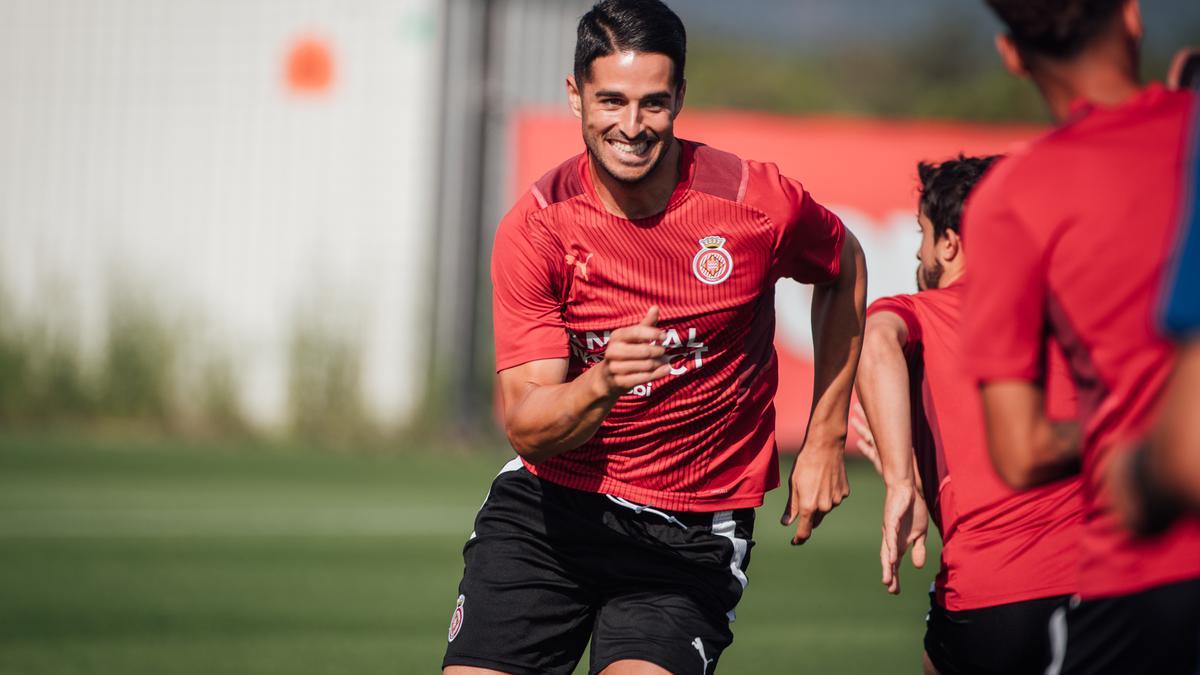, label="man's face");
[569,51,683,185]
[916,210,945,291]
